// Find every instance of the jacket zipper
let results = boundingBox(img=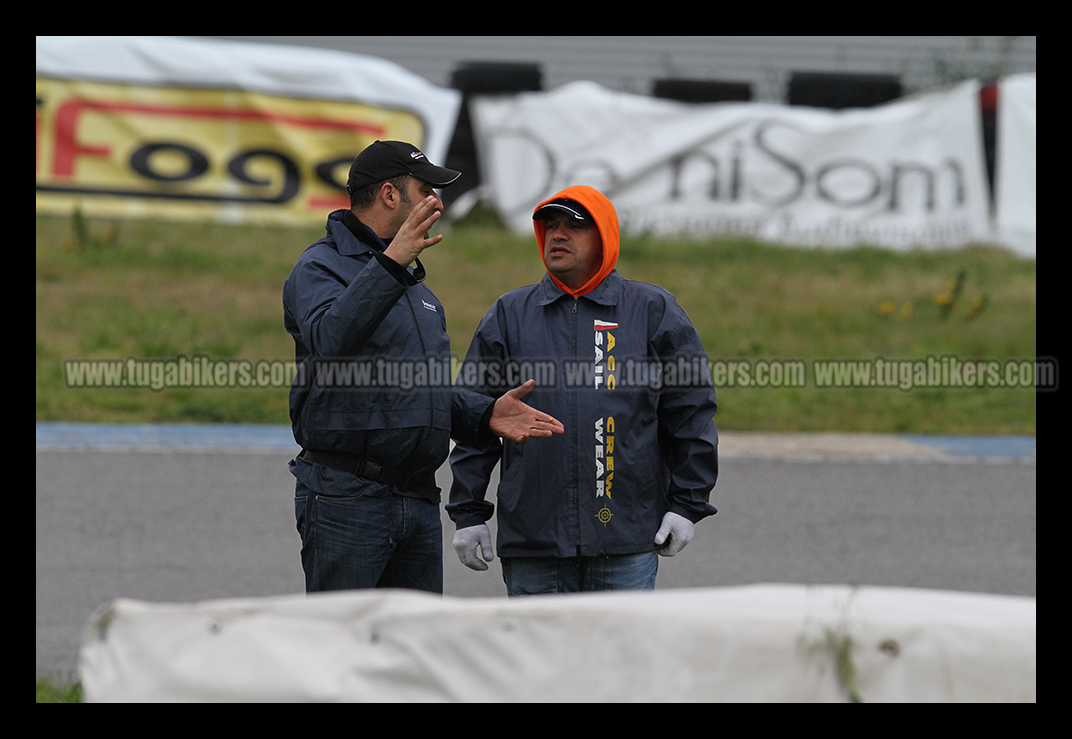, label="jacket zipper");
[572,297,581,554]
[406,289,434,431]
